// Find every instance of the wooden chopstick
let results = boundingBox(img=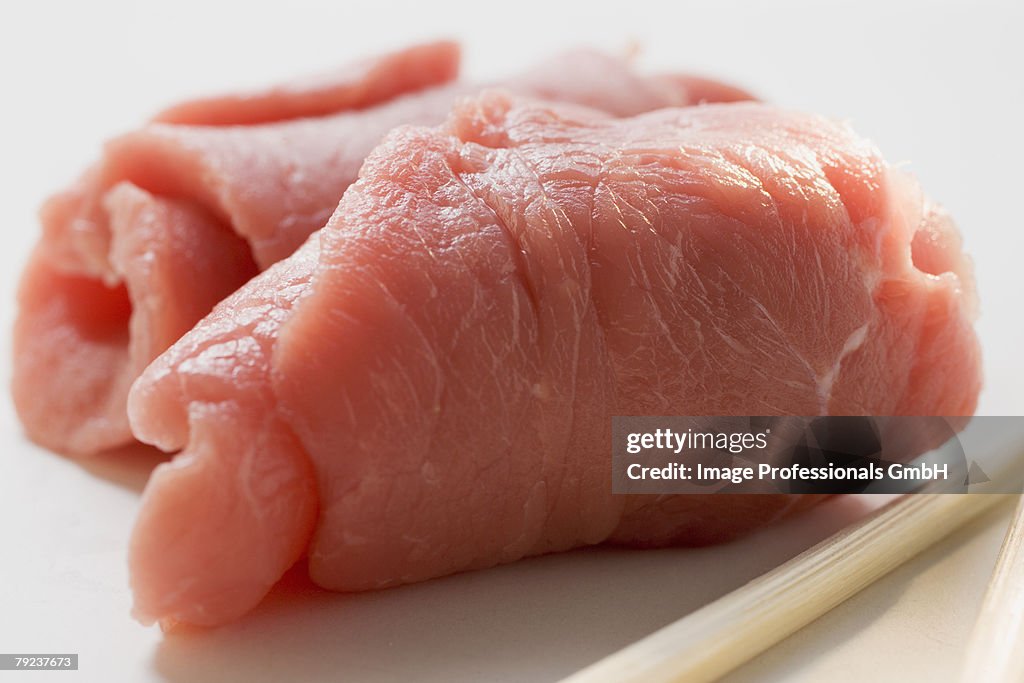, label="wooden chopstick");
[961,495,1024,682]
[561,491,1017,683]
